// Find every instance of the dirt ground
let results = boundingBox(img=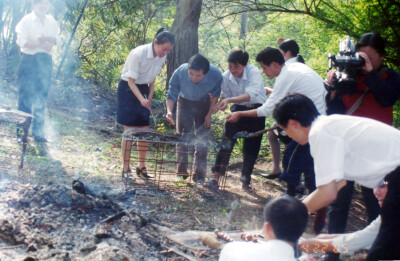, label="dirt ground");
[0,71,370,260]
